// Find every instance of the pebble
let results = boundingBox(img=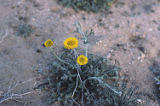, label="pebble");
[137,54,145,62]
[137,99,145,105]
[50,7,60,13]
[149,28,153,31]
